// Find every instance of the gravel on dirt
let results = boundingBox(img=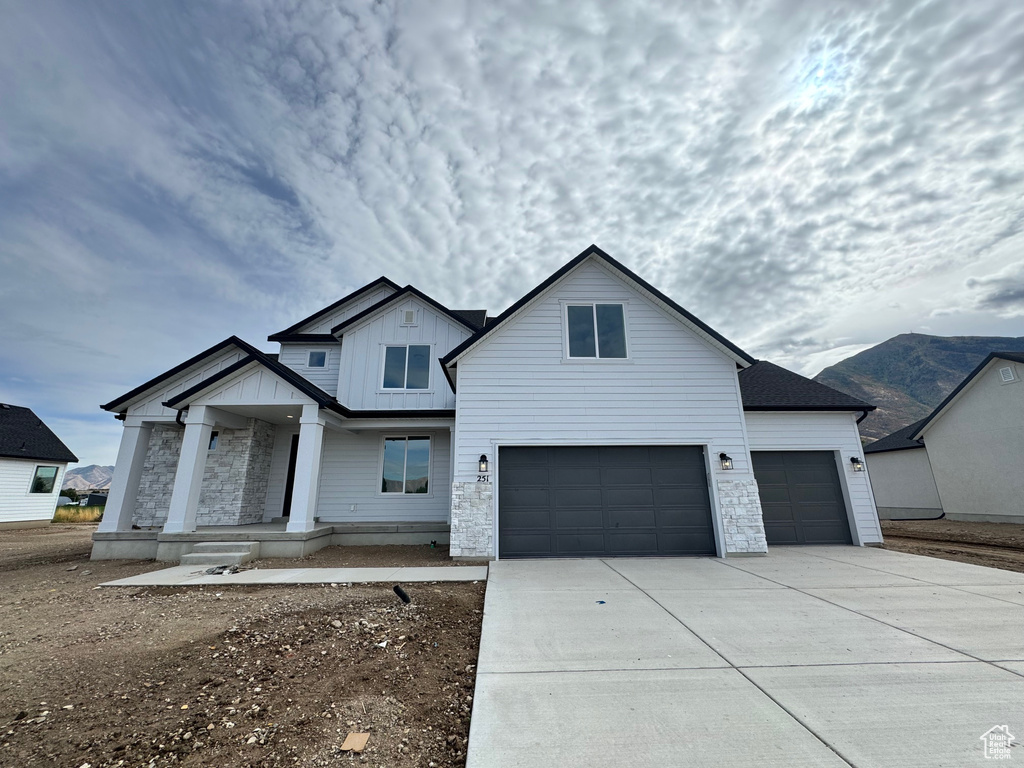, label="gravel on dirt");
[0,525,485,768]
[881,519,1024,574]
